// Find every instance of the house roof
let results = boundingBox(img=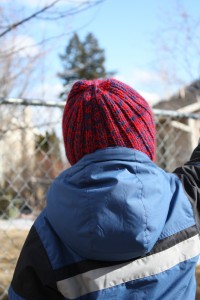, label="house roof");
[153,79,200,110]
